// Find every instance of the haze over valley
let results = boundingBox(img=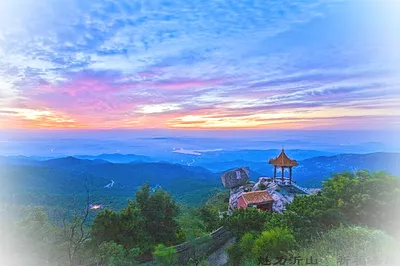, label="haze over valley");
[1,129,399,213]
